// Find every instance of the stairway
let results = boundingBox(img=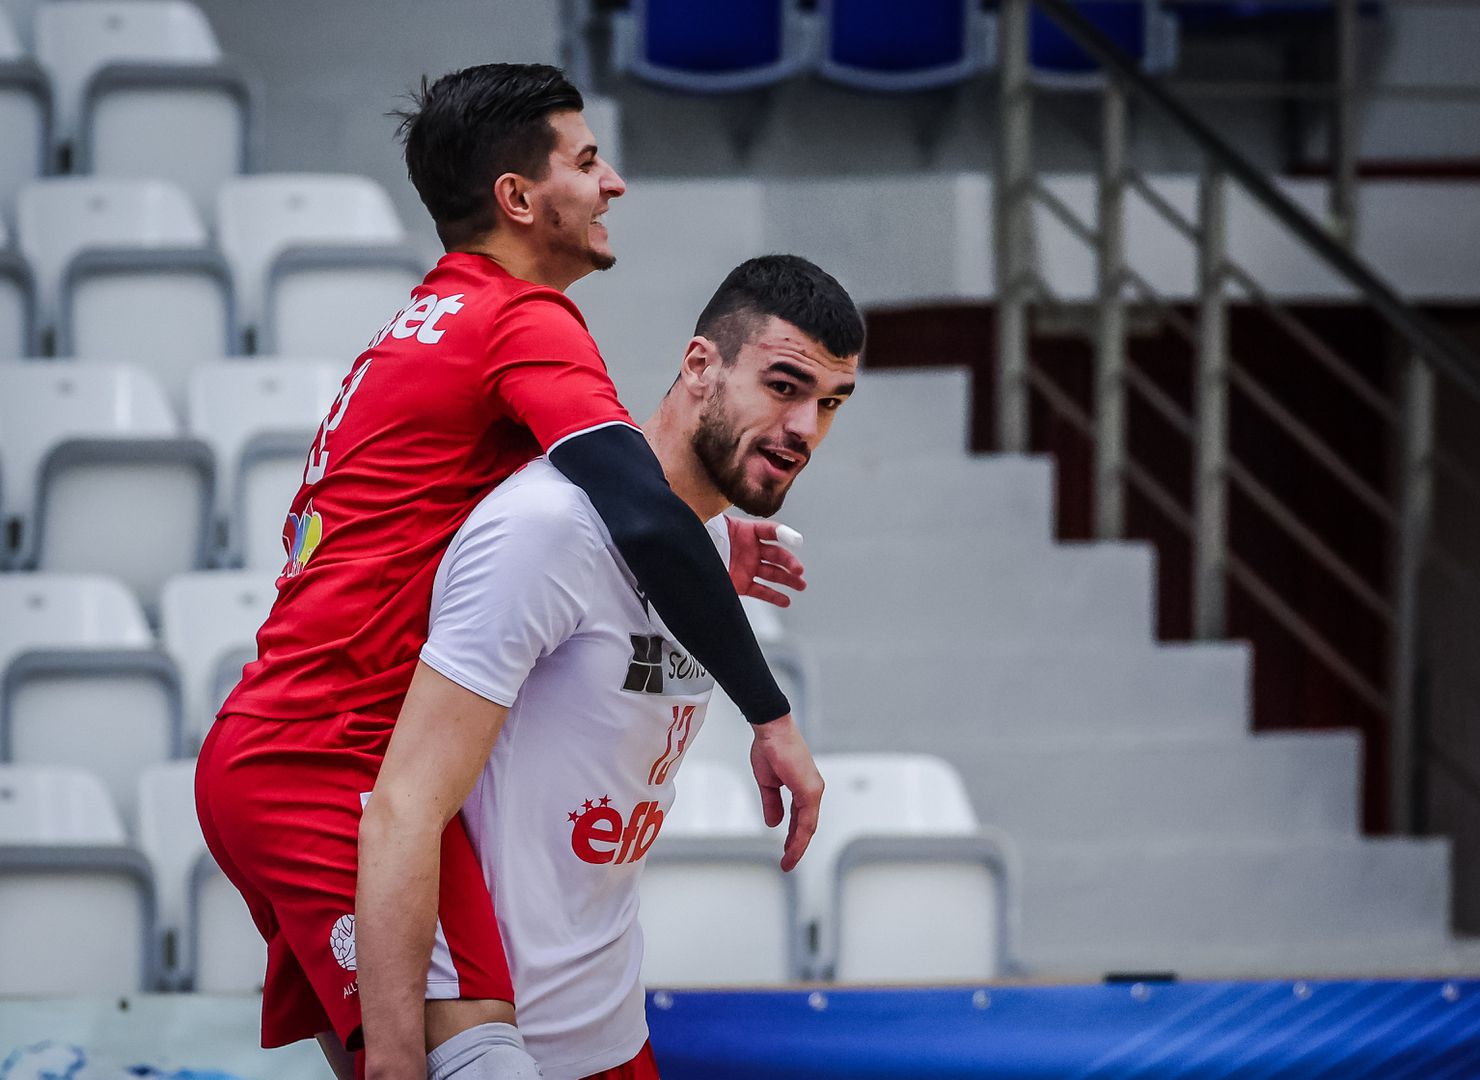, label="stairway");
[779,366,1472,978]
